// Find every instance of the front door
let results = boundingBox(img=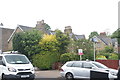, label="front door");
[81,62,93,78]
[71,62,83,78]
